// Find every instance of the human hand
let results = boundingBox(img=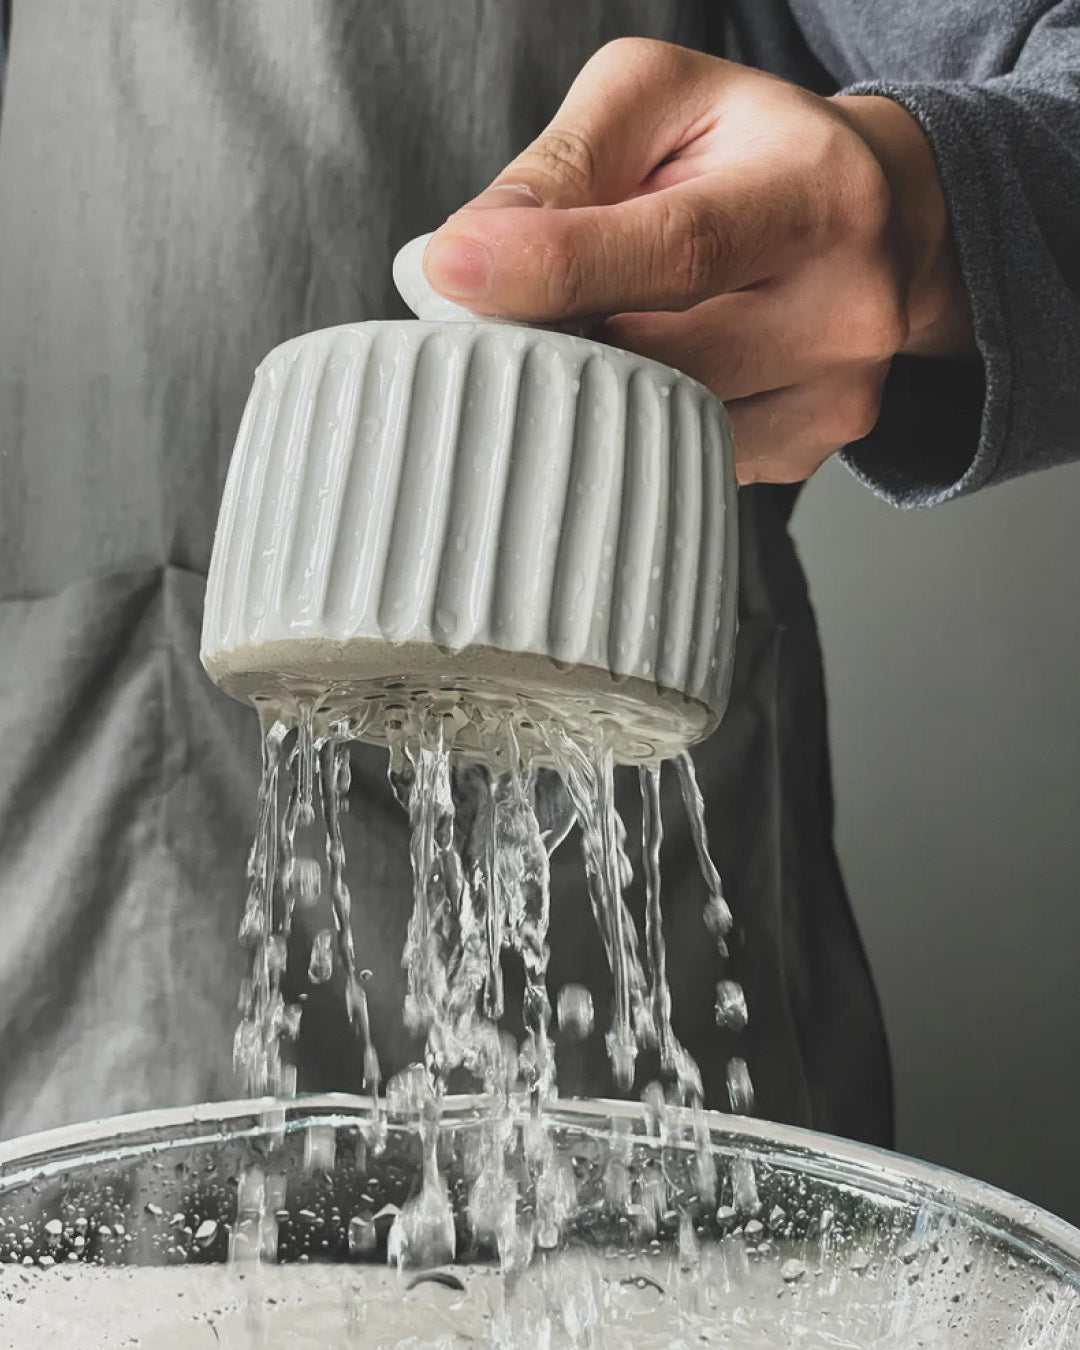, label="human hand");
[423,40,974,485]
